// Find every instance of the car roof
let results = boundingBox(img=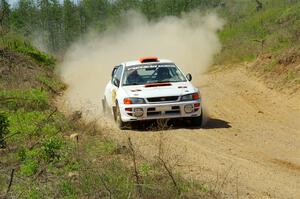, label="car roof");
[122,58,174,67]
